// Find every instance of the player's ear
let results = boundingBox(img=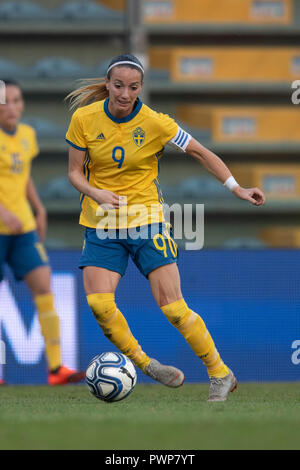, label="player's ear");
[105,77,109,91]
